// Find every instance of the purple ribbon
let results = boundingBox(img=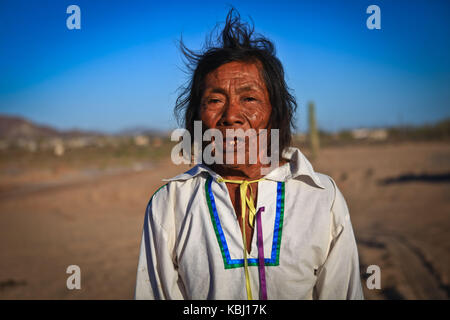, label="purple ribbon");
[256,206,267,300]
